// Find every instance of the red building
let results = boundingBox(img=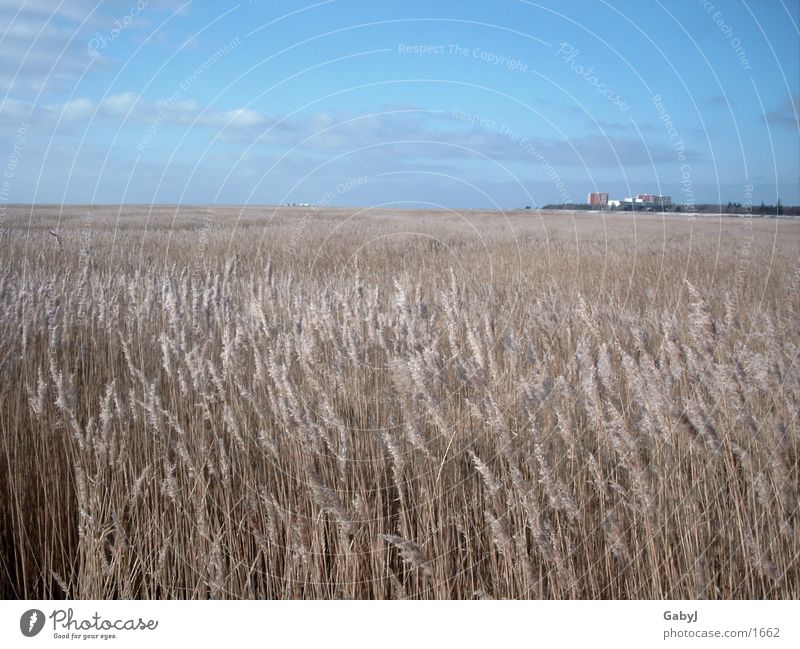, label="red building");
[588,192,608,206]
